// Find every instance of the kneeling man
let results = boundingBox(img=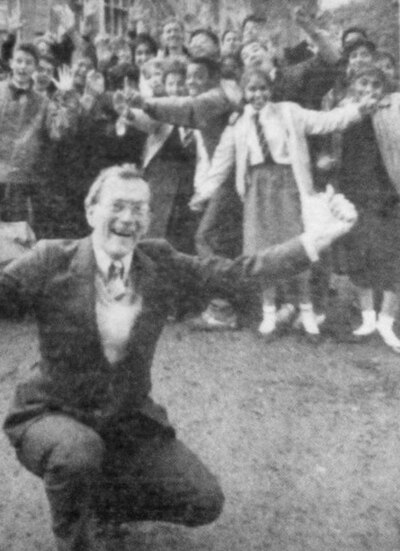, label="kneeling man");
[2,164,356,550]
